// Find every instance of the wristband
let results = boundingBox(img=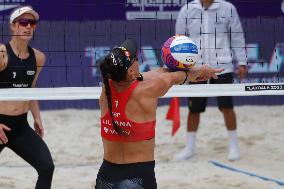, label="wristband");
[137,73,143,81]
[180,70,188,85]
